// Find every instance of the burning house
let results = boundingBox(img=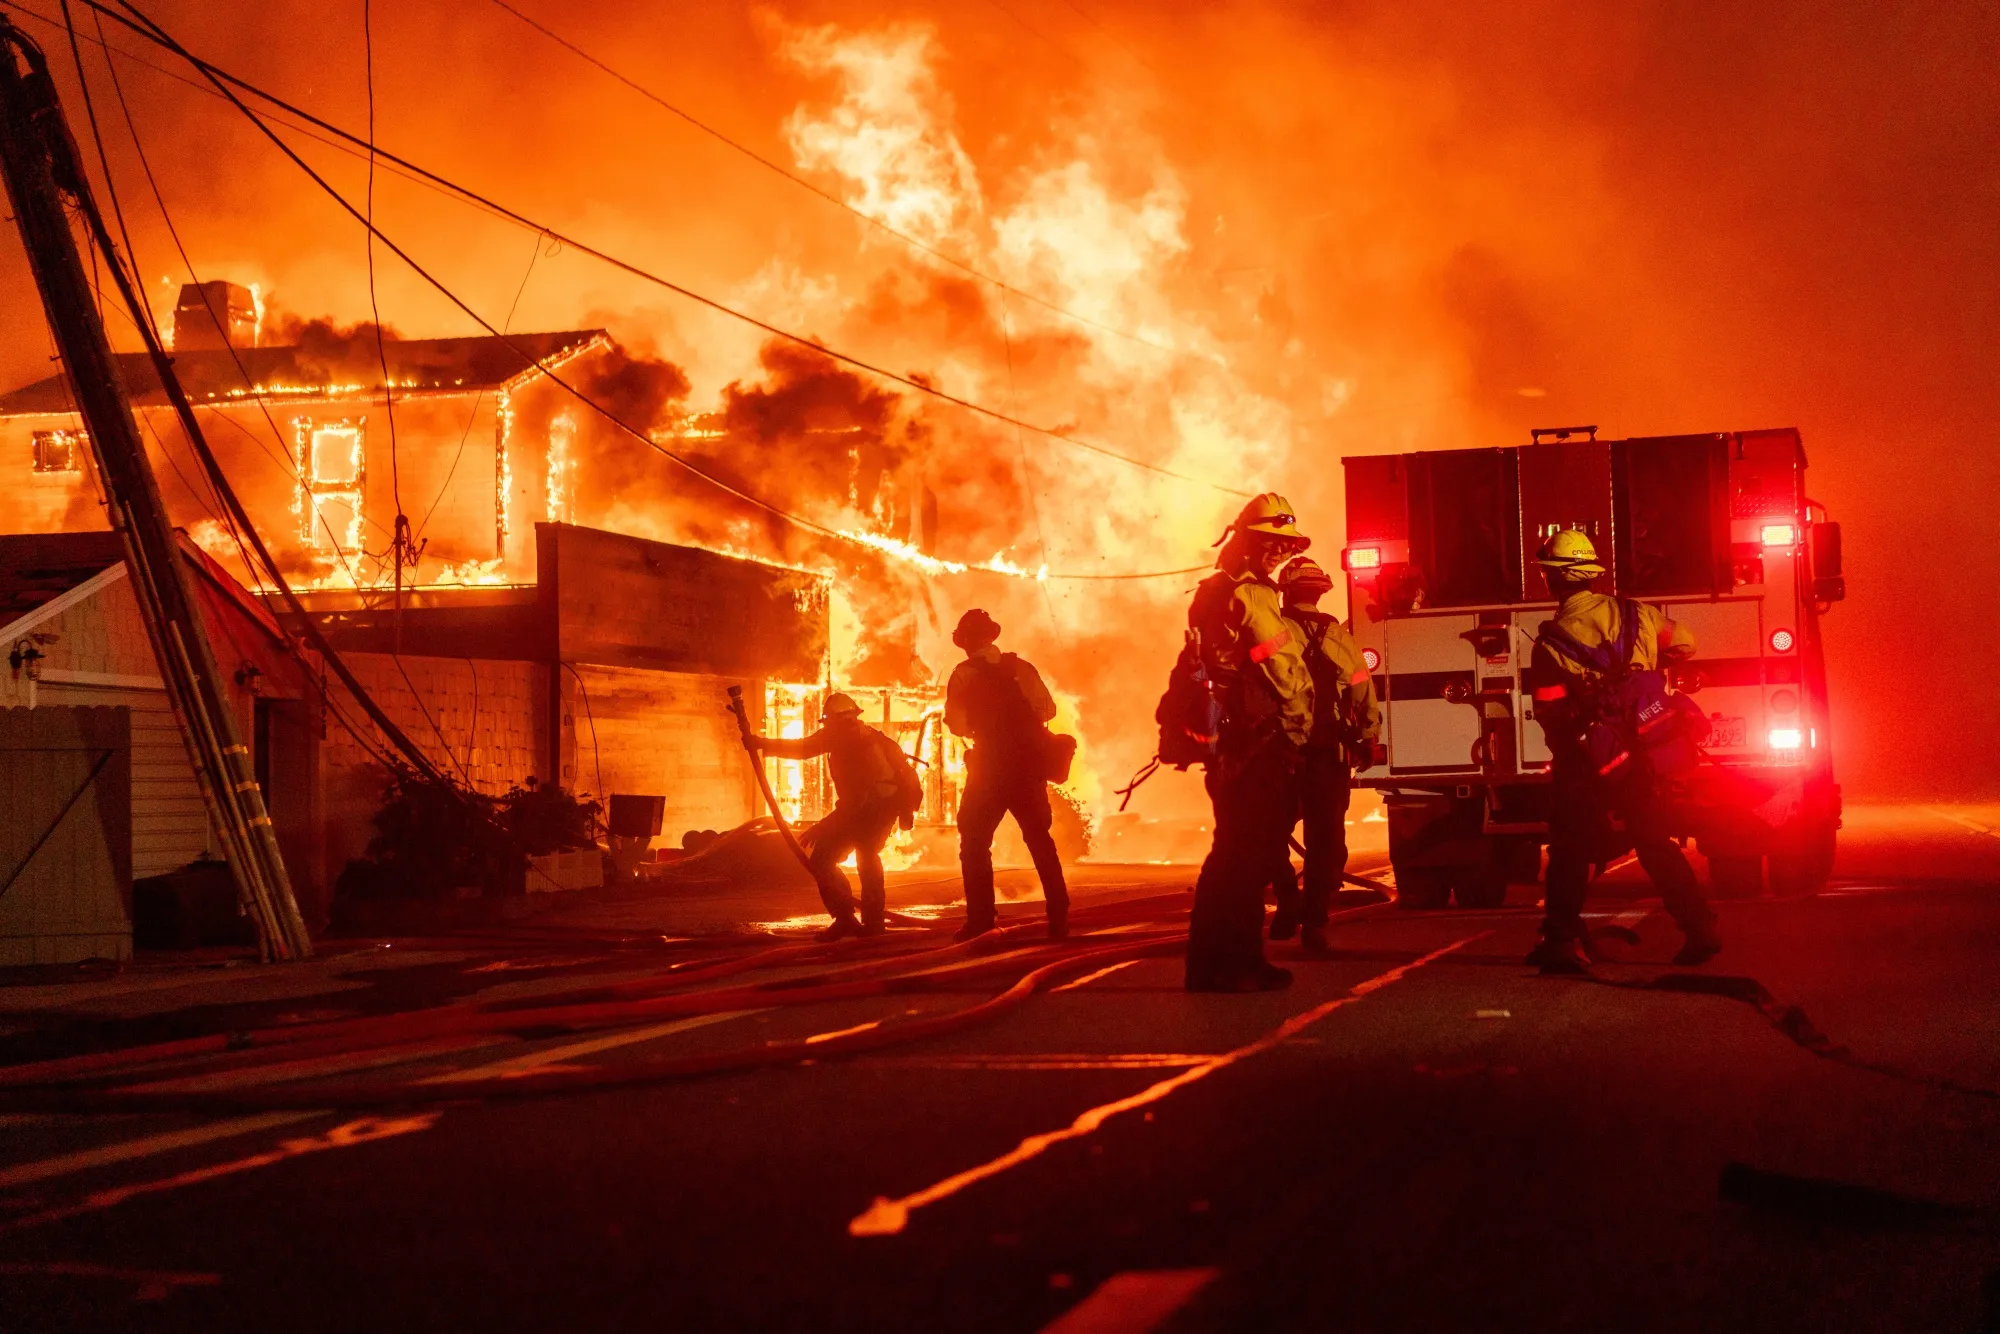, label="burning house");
[0,280,615,585]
